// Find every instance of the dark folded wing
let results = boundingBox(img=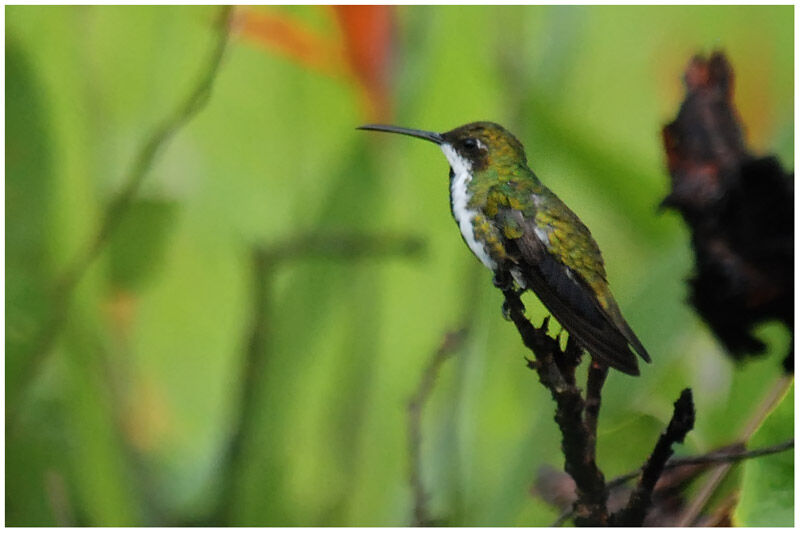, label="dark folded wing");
[506,223,642,376]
